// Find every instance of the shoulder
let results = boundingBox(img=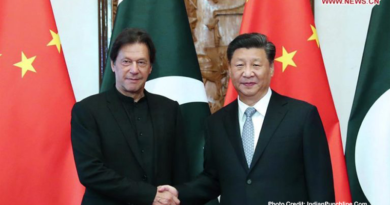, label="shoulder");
[206,100,237,124]
[272,91,316,111]
[146,91,180,108]
[78,92,107,105]
[72,90,110,114]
